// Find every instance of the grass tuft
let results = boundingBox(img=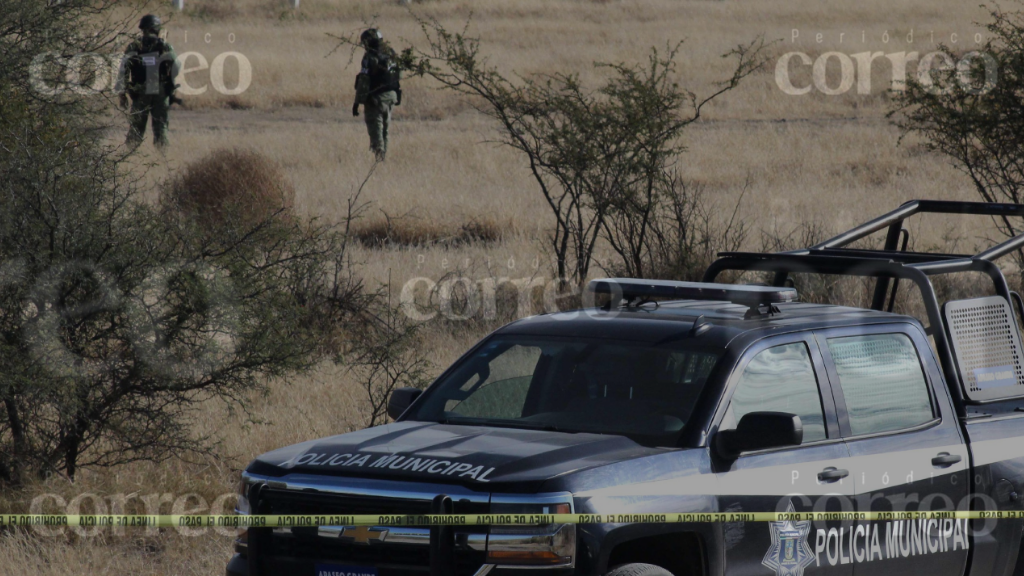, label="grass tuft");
[352,216,510,249]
